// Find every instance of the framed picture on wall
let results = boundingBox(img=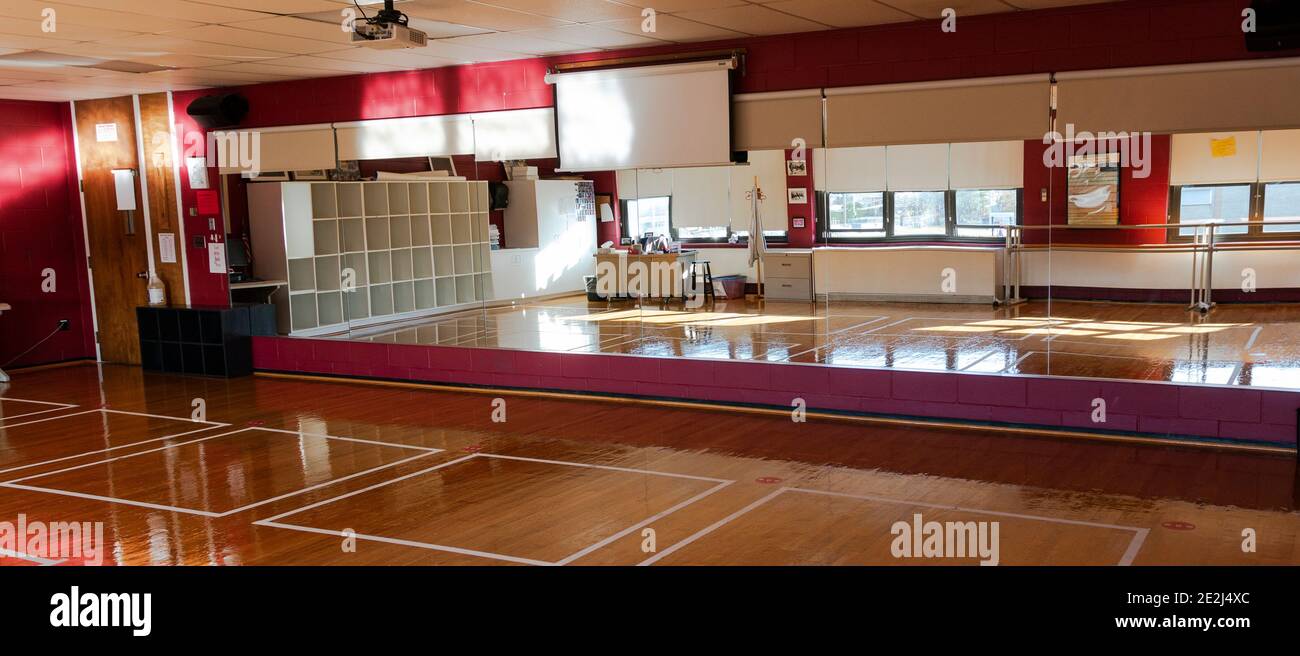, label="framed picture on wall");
[1066,152,1120,225]
[787,187,808,204]
[786,159,807,176]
